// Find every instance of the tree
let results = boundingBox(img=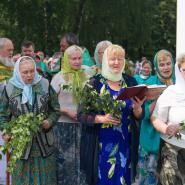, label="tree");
[0,0,177,61]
